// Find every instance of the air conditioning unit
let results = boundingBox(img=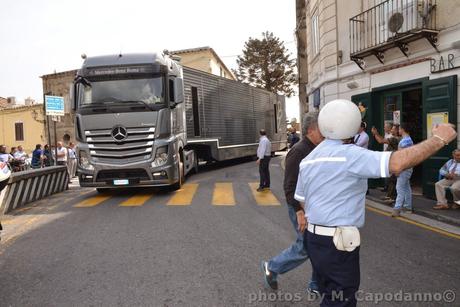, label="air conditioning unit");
[387,0,421,36]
